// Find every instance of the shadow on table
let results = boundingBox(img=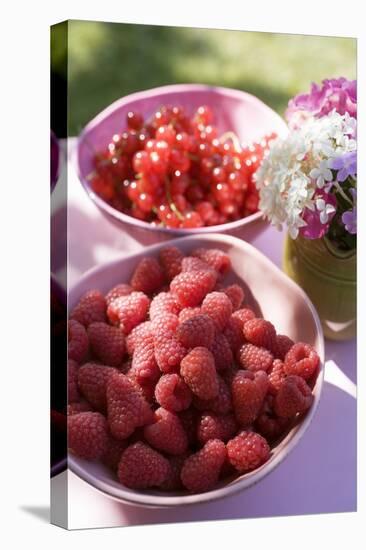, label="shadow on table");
[115,380,356,527]
[20,505,50,523]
